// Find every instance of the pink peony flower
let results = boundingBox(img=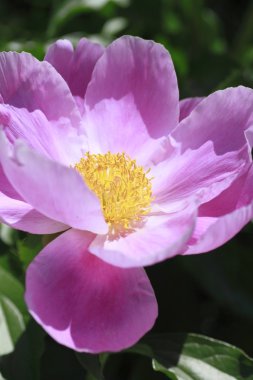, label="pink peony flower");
[0,36,253,353]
